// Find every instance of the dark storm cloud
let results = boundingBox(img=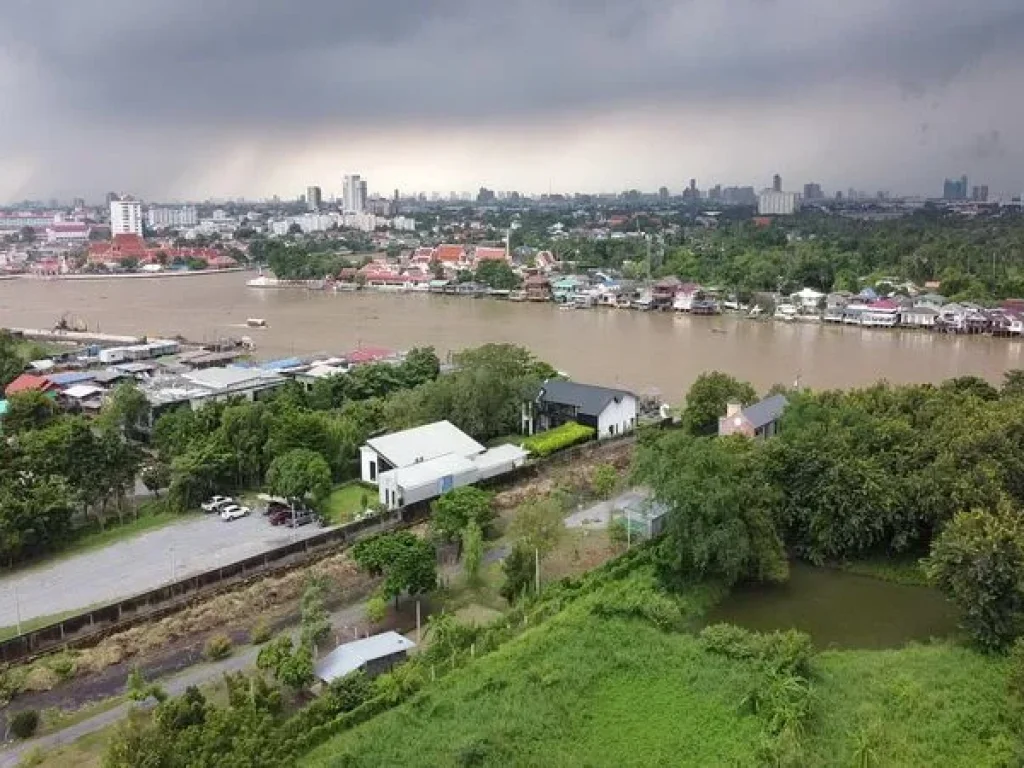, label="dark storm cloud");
[5,0,1023,127]
[2,0,1024,198]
